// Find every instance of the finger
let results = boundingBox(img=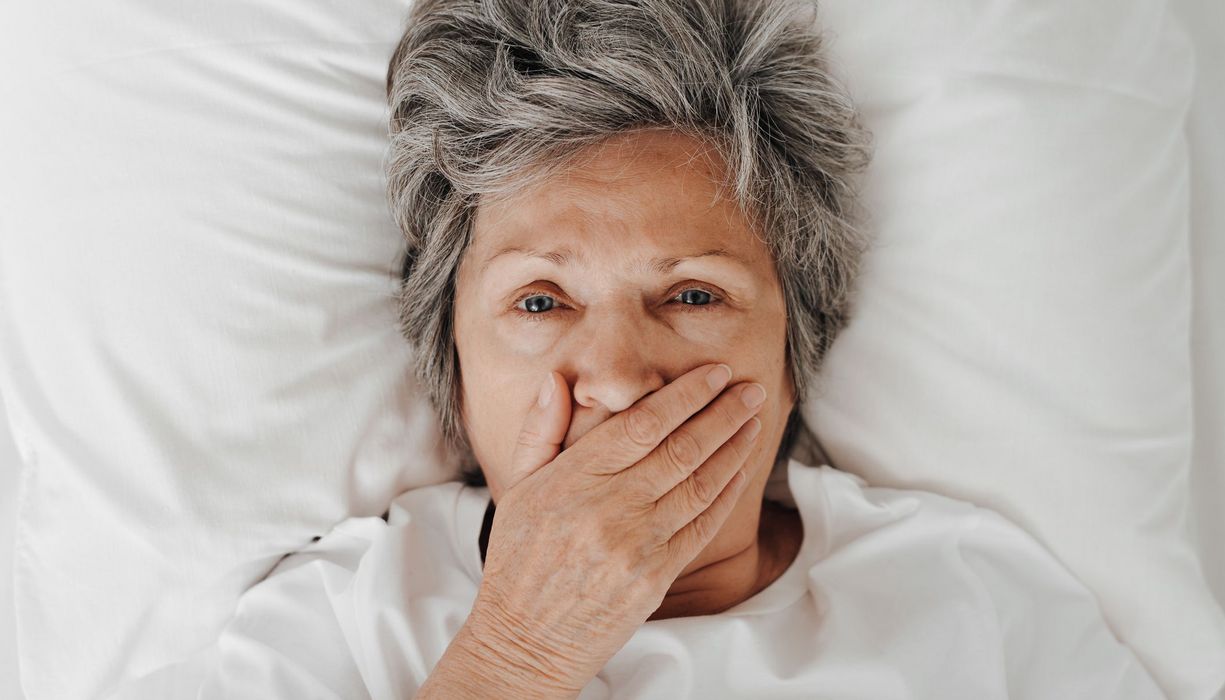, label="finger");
[664,453,753,573]
[506,370,572,492]
[638,381,765,500]
[575,362,734,476]
[656,413,760,536]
